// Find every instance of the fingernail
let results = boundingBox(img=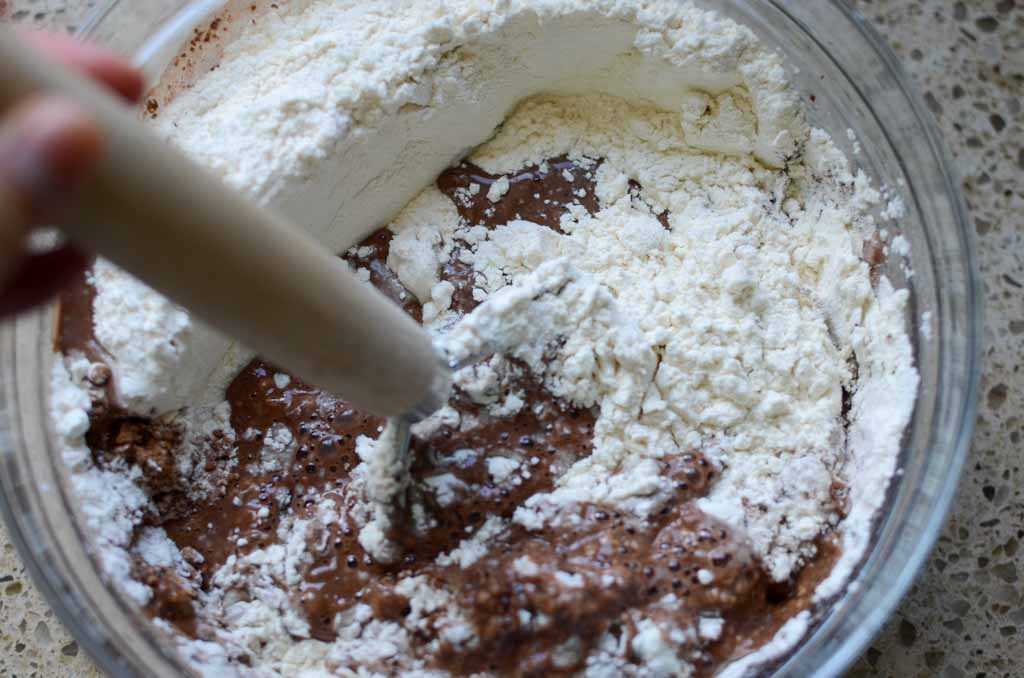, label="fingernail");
[7,139,55,208]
